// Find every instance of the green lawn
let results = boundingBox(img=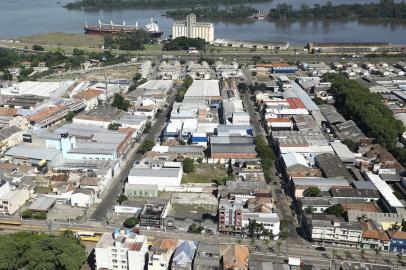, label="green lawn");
[182,163,227,184]
[34,186,53,194]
